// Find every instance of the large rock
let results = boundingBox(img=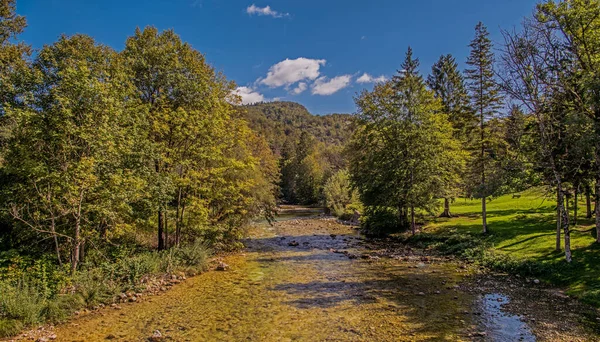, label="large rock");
[216,262,229,271]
